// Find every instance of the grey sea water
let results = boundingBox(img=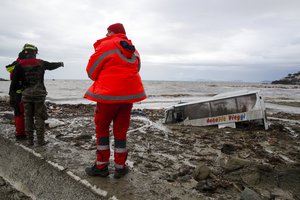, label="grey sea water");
[1,80,300,112]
